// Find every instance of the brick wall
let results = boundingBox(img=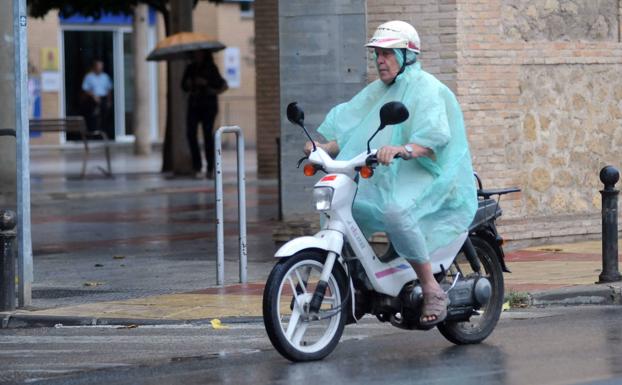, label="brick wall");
[255,0,281,179]
[359,0,622,246]
[366,0,458,91]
